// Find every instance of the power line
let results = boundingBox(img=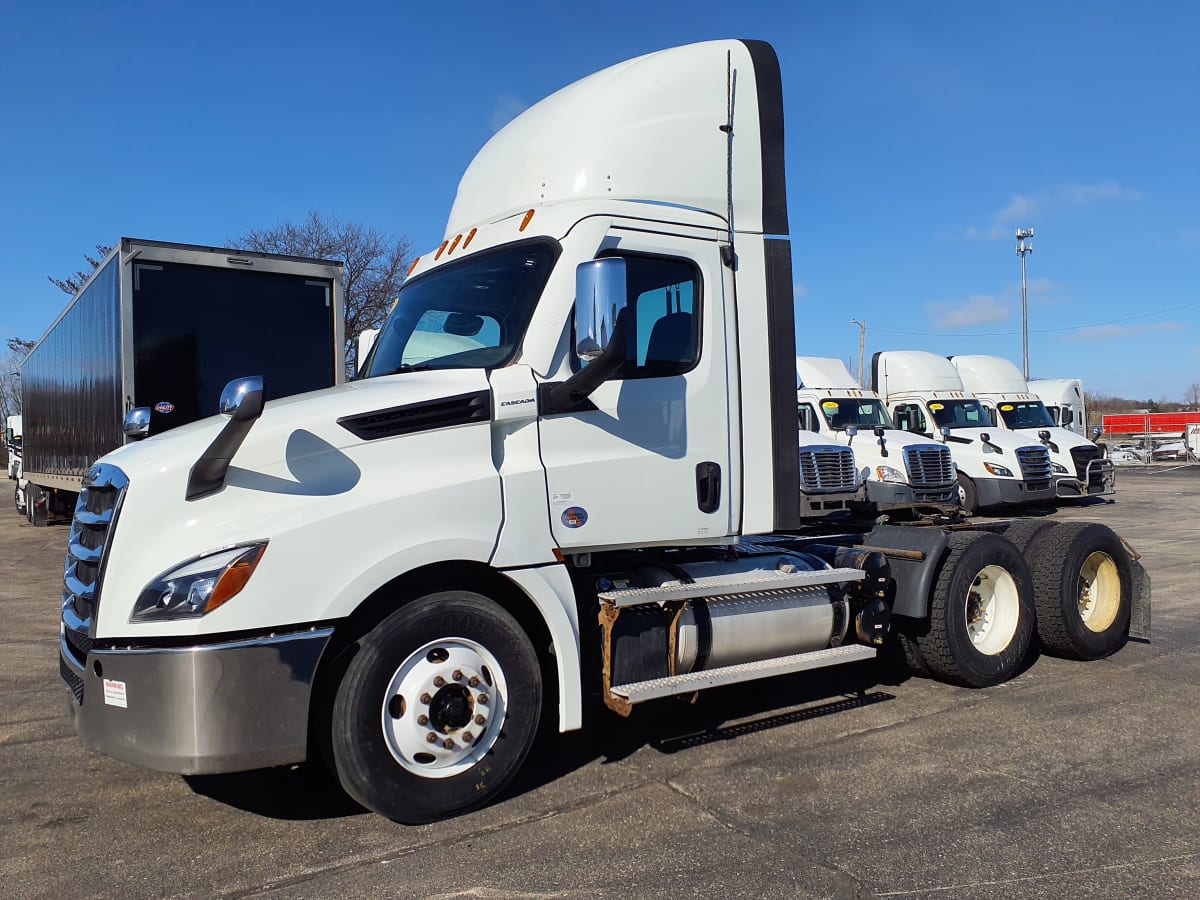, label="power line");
[868,298,1200,338]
